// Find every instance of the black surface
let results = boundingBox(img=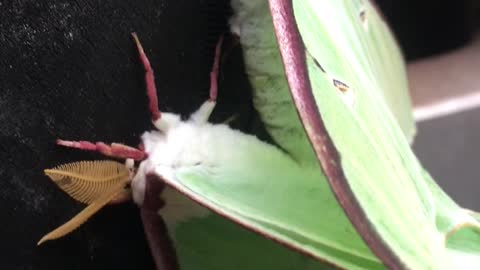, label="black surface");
[376,0,475,60]
[0,0,477,270]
